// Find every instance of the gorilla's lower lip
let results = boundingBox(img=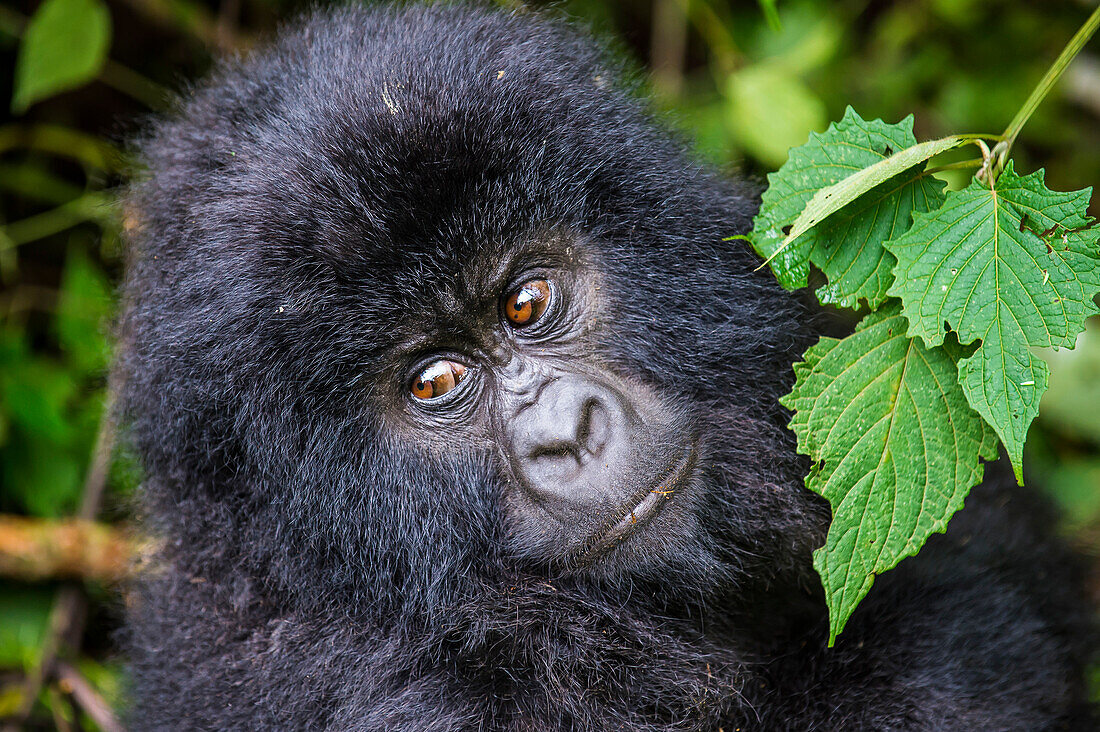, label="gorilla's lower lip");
[577,447,696,563]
